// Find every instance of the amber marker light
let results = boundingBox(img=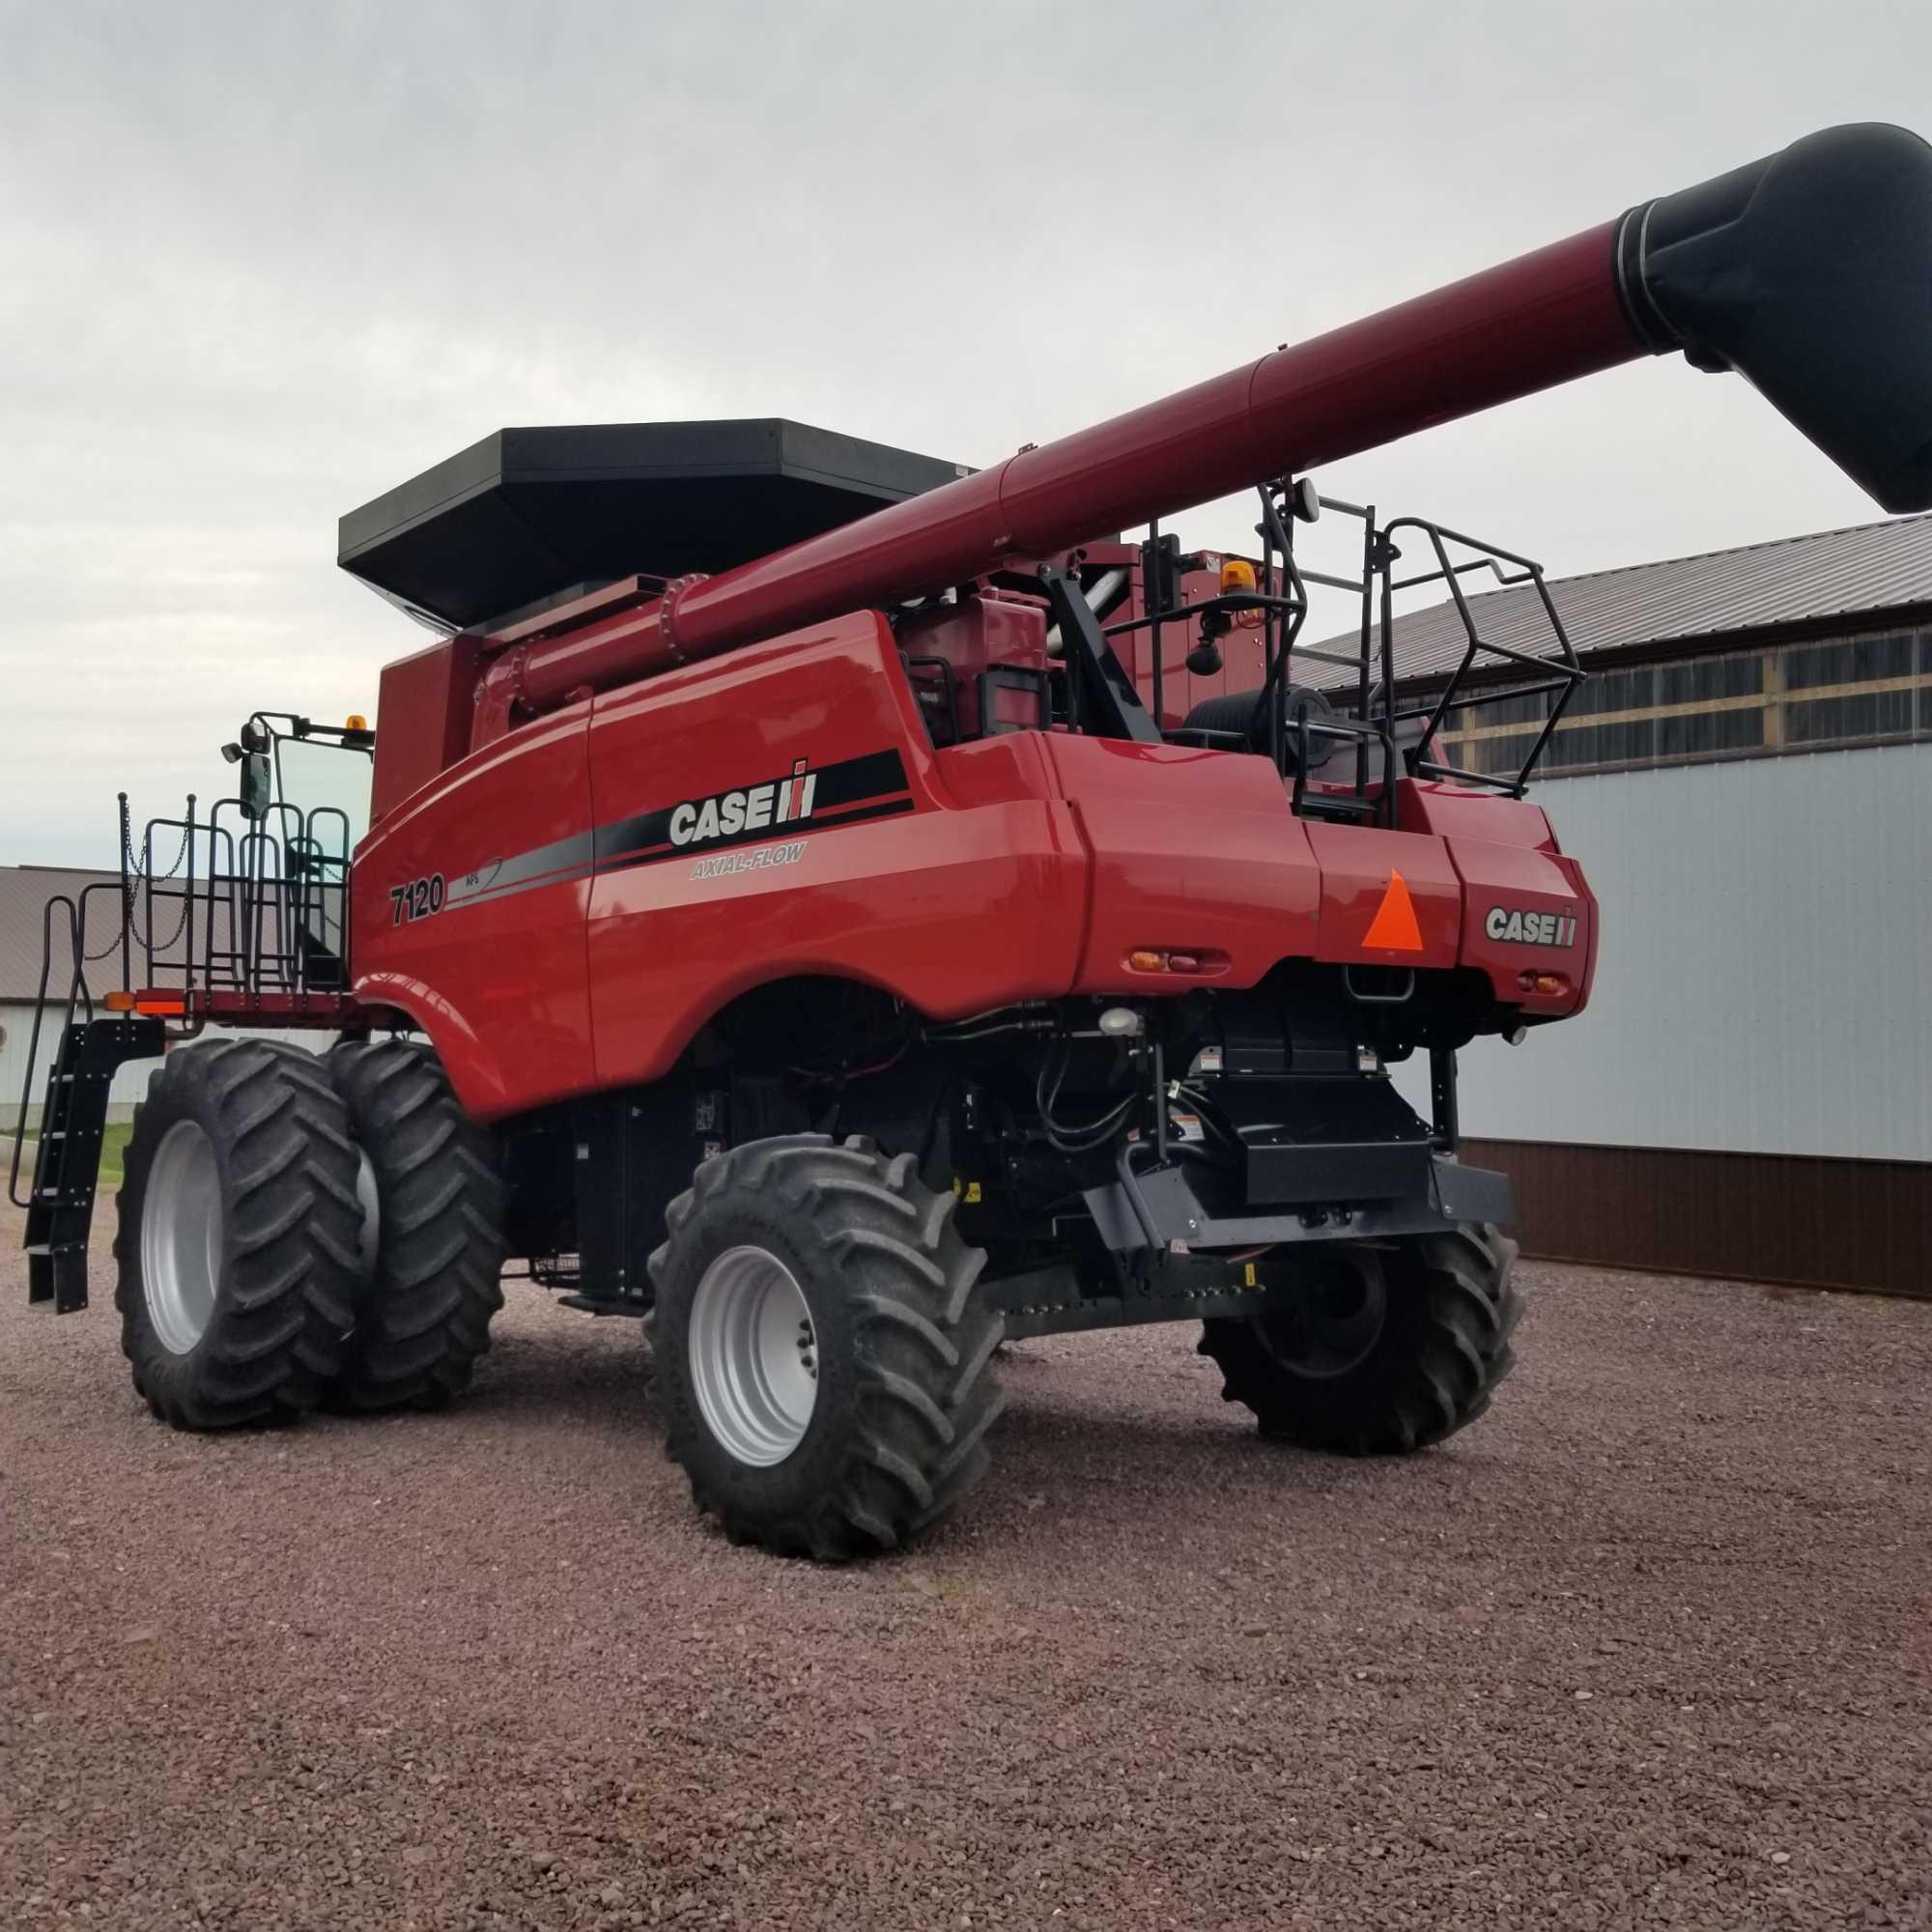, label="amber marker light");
[105,991,186,1016]
[1126,949,1219,975]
